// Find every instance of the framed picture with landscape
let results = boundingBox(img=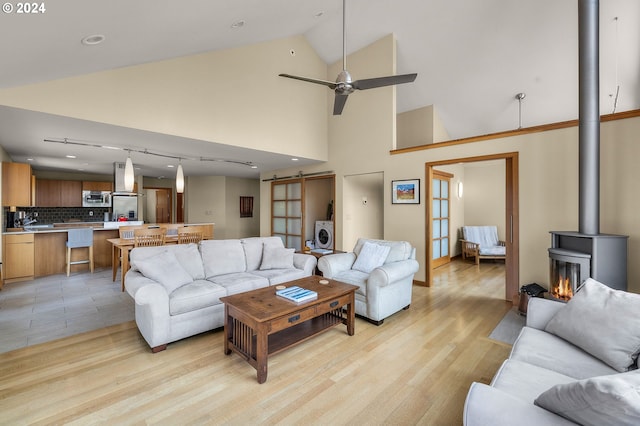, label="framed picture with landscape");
[392,179,420,204]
